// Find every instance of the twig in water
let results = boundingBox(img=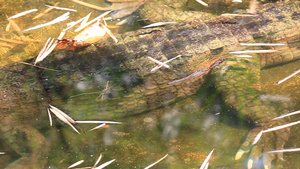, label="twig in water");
[144,154,168,169]
[273,110,300,120]
[276,69,300,84]
[199,148,215,169]
[68,160,84,168]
